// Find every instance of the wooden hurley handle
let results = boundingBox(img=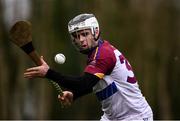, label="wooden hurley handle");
[28,51,42,66]
[9,20,64,100]
[19,41,42,66]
